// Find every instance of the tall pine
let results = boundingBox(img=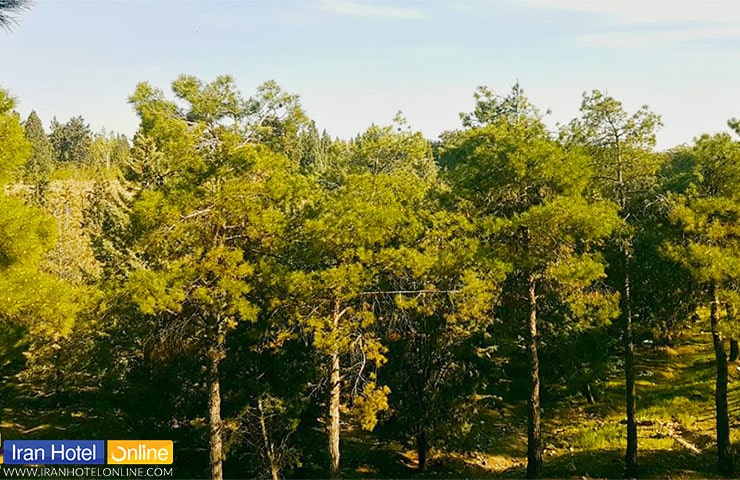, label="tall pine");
[664,132,740,476]
[443,85,621,478]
